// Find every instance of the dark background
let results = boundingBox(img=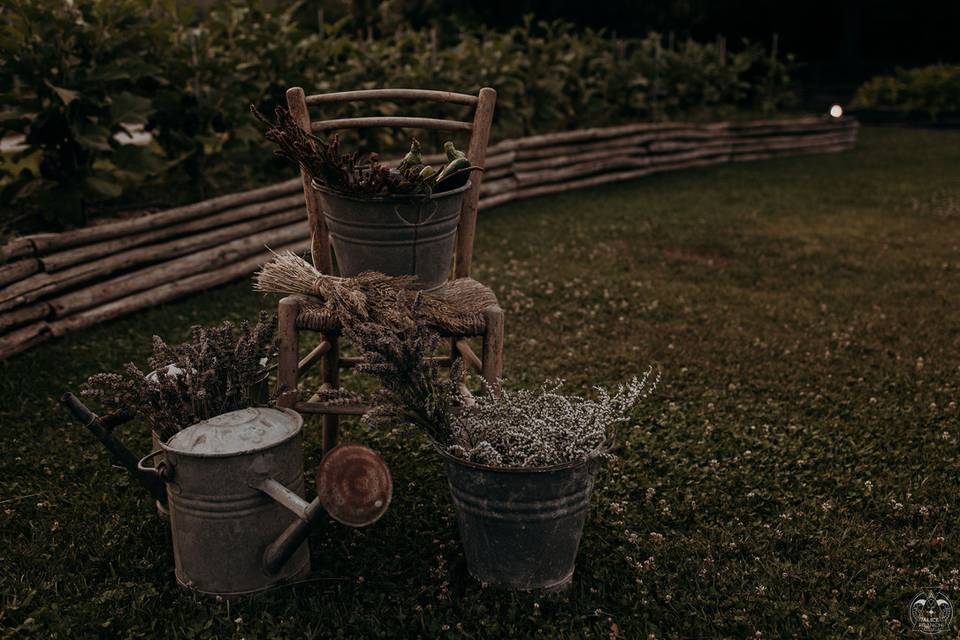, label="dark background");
[339,0,959,104]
